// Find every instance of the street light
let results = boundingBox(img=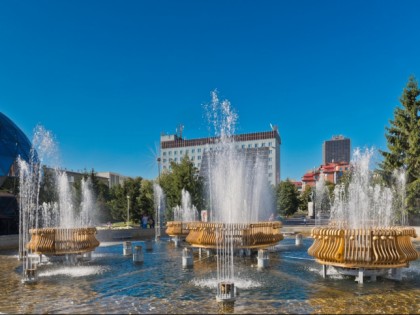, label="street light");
[157,157,161,180]
[126,195,130,228]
